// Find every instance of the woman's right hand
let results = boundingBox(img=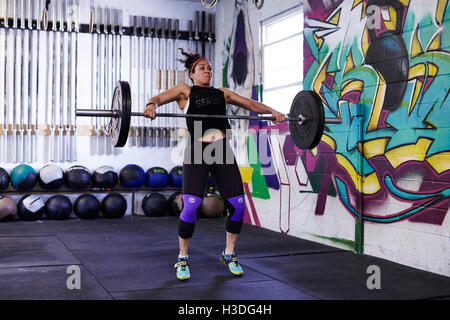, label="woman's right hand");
[144,102,157,120]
